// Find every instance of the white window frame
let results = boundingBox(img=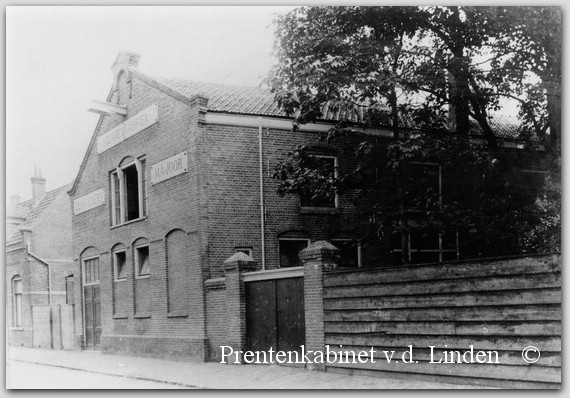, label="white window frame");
[82,255,101,286]
[110,157,146,226]
[12,276,23,328]
[113,250,127,282]
[134,244,150,279]
[330,239,362,267]
[300,155,338,209]
[278,238,311,268]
